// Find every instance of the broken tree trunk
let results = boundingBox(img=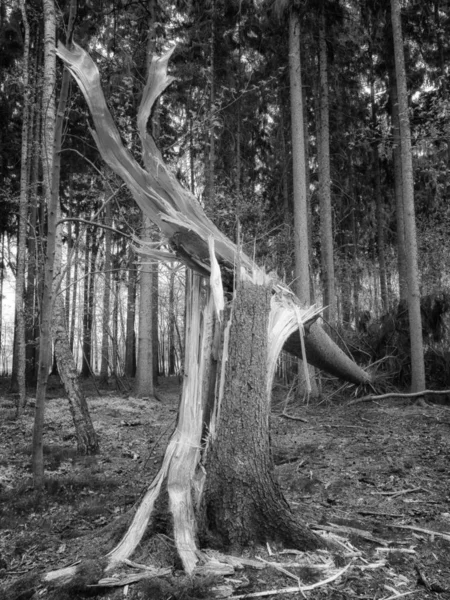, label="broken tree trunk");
[202,275,324,551]
[44,43,370,587]
[55,42,371,388]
